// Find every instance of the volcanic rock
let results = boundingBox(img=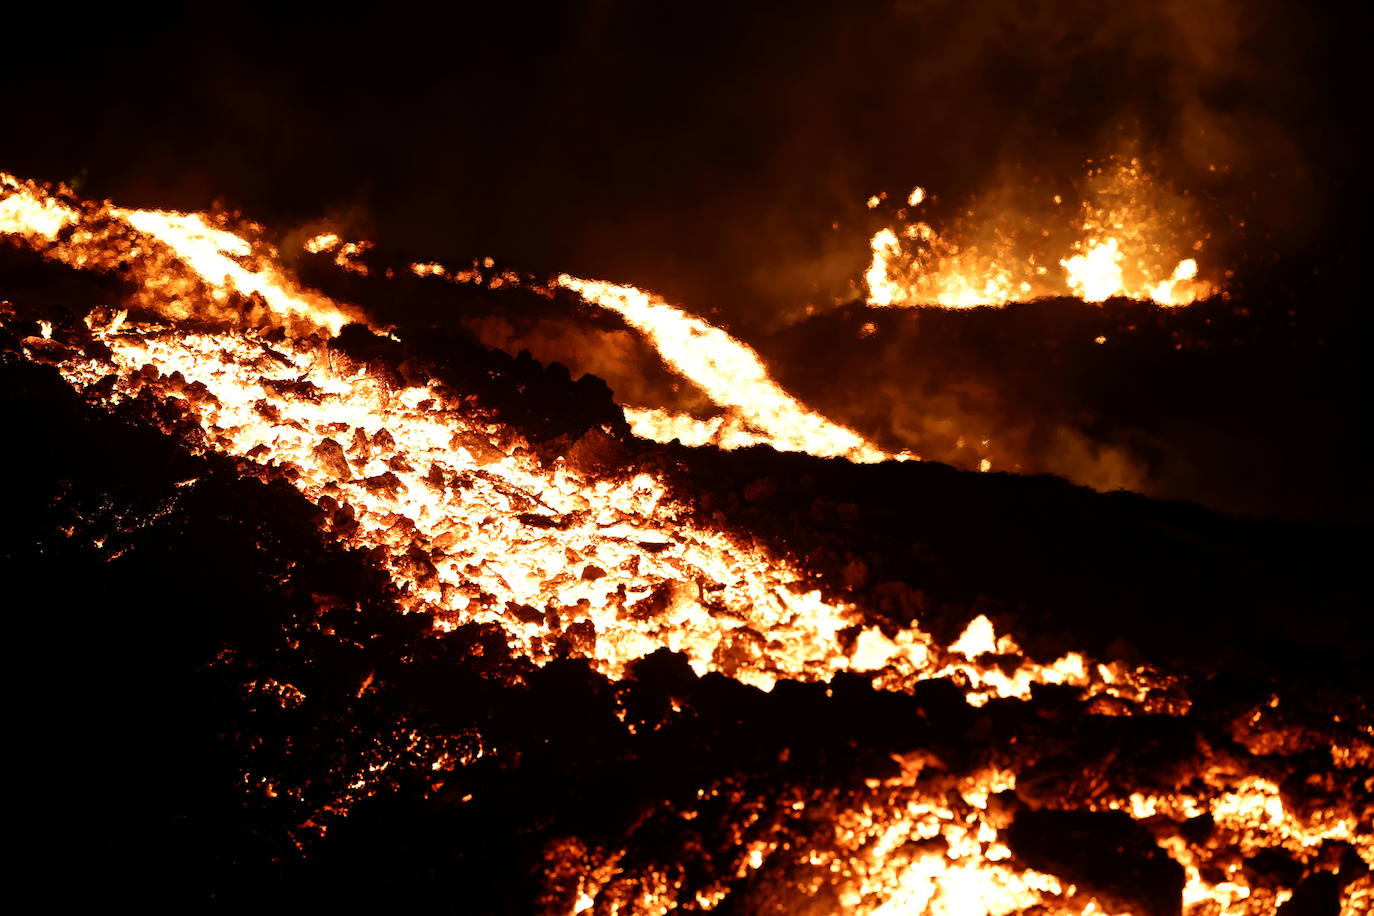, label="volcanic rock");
[1006,809,1185,916]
